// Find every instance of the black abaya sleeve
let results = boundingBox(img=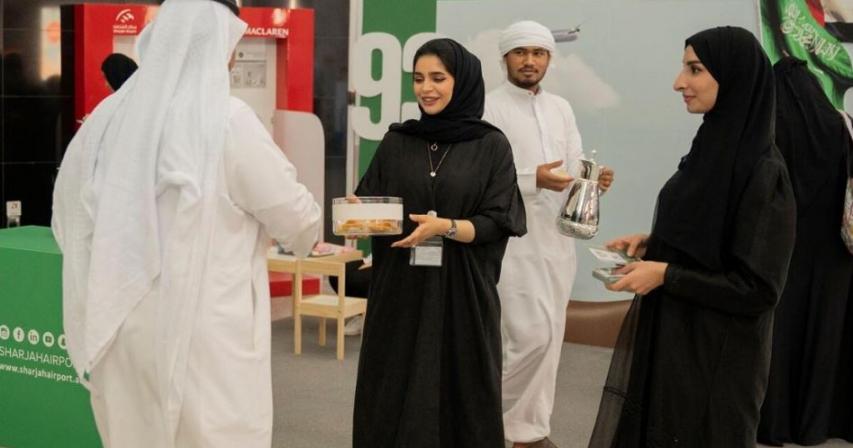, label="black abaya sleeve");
[469,132,527,244]
[660,149,796,317]
[354,135,391,197]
